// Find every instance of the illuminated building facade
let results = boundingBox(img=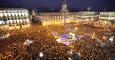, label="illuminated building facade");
[37,0,115,26]
[99,12,115,22]
[0,8,30,29]
[77,11,98,20]
[38,12,77,25]
[39,11,115,26]
[38,0,77,25]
